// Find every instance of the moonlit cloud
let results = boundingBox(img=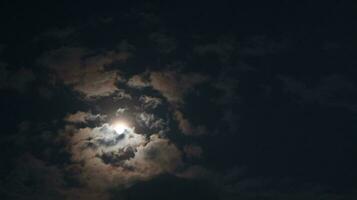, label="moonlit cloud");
[125,70,209,136]
[38,47,128,98]
[149,70,208,105]
[4,2,355,200]
[127,74,150,88]
[116,108,127,116]
[136,112,165,130]
[64,111,106,124]
[174,110,207,136]
[49,64,211,198]
[60,122,183,190]
[112,89,132,100]
[26,44,211,199]
[124,134,183,176]
[139,95,162,109]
